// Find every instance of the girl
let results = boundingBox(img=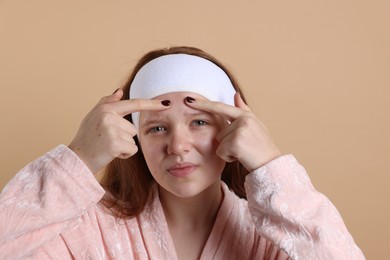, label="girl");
[0,46,364,259]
